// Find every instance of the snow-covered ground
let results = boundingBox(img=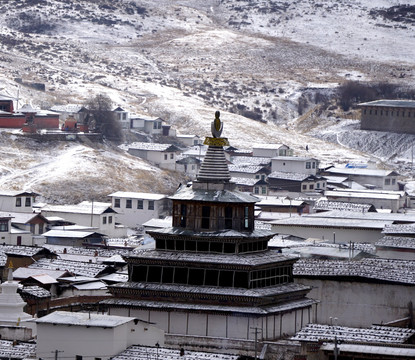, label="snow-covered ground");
[0,0,414,202]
